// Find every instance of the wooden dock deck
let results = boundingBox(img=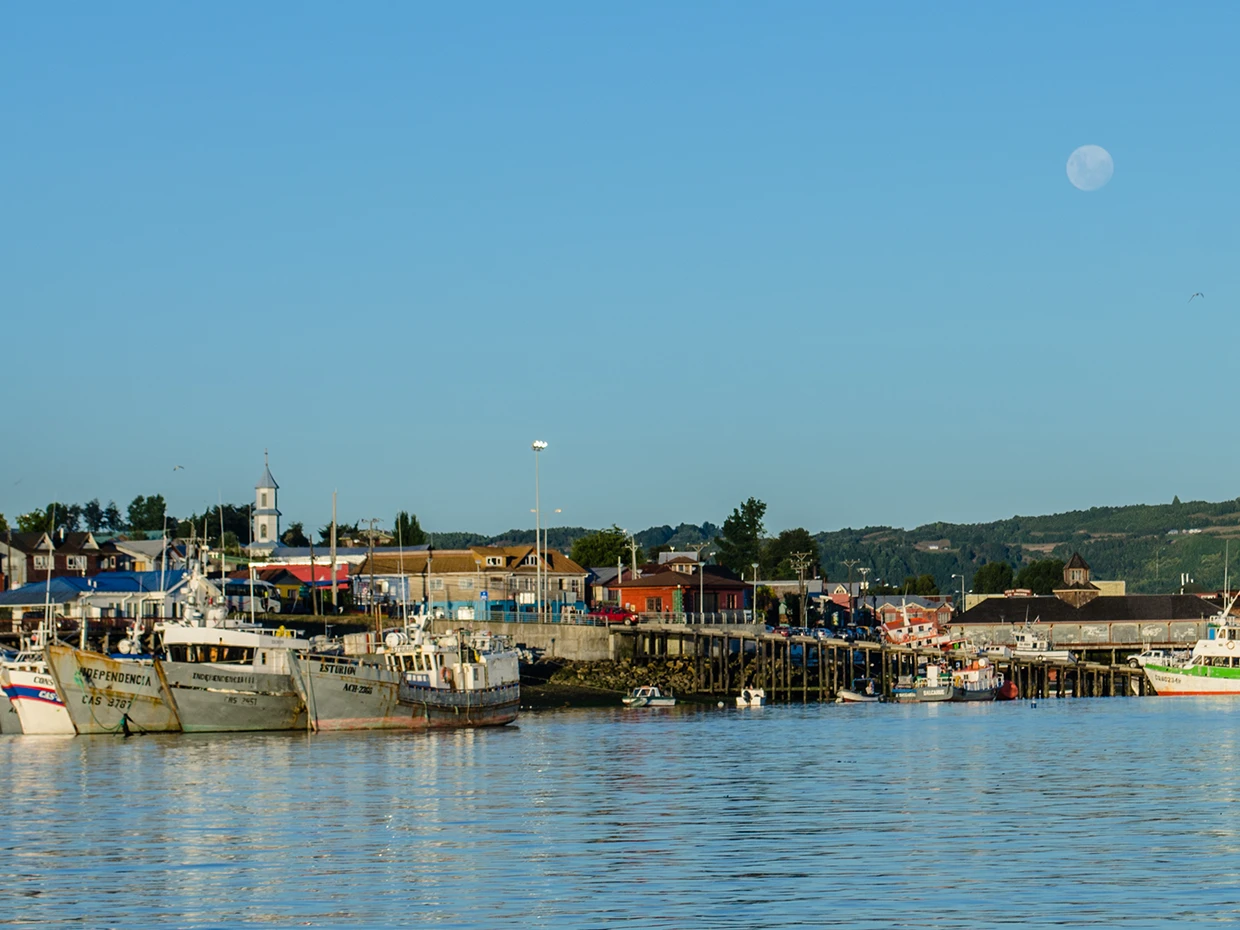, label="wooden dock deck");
[615,626,1150,702]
